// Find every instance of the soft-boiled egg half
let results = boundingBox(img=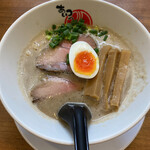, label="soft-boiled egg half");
[69,41,99,79]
